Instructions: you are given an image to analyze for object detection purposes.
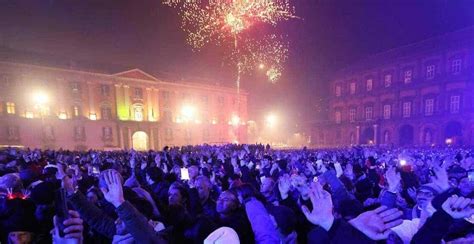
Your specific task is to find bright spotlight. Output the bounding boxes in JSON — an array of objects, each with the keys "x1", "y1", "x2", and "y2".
[
  {"x1": 33, "y1": 91, "x2": 48, "y2": 105},
  {"x1": 181, "y1": 105, "x2": 197, "y2": 121},
  {"x1": 259, "y1": 63, "x2": 265, "y2": 70},
  {"x1": 445, "y1": 138, "x2": 453, "y2": 145},
  {"x1": 399, "y1": 159, "x2": 407, "y2": 166},
  {"x1": 231, "y1": 115, "x2": 240, "y2": 126},
  {"x1": 265, "y1": 114, "x2": 278, "y2": 127}
]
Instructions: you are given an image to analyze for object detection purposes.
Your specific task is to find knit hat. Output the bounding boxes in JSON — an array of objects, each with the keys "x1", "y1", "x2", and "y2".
[
  {"x1": 30, "y1": 181, "x2": 56, "y2": 205},
  {"x1": 204, "y1": 227, "x2": 240, "y2": 244},
  {"x1": 0, "y1": 199, "x2": 38, "y2": 234}
]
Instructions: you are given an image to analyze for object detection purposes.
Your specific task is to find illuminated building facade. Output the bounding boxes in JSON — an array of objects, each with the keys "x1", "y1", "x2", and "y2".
[
  {"x1": 311, "y1": 27, "x2": 474, "y2": 147},
  {"x1": 0, "y1": 61, "x2": 247, "y2": 150}
]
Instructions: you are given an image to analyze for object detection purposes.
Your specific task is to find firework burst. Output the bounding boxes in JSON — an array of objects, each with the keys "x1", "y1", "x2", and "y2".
[{"x1": 163, "y1": 0, "x2": 298, "y2": 83}]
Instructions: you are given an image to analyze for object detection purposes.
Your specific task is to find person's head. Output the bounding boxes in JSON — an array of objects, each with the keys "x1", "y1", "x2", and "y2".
[
  {"x1": 195, "y1": 176, "x2": 212, "y2": 203},
  {"x1": 86, "y1": 187, "x2": 103, "y2": 205},
  {"x1": 216, "y1": 190, "x2": 239, "y2": 217},
  {"x1": 260, "y1": 177, "x2": 275, "y2": 198},
  {"x1": 8, "y1": 231, "x2": 33, "y2": 244},
  {"x1": 189, "y1": 165, "x2": 199, "y2": 180},
  {"x1": 145, "y1": 167, "x2": 164, "y2": 185},
  {"x1": 168, "y1": 182, "x2": 189, "y2": 207},
  {"x1": 416, "y1": 184, "x2": 438, "y2": 209}
]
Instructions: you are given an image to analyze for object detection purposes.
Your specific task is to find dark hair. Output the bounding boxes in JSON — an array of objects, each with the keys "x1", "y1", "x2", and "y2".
[{"x1": 146, "y1": 167, "x2": 164, "y2": 183}]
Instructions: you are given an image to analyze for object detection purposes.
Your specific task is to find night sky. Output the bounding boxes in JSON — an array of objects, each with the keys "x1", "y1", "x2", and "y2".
[{"x1": 1, "y1": 0, "x2": 474, "y2": 129}]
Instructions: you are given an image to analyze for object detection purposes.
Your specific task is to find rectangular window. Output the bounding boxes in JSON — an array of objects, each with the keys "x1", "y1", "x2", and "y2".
[
  {"x1": 450, "y1": 95, "x2": 460, "y2": 114},
  {"x1": 100, "y1": 84, "x2": 110, "y2": 96},
  {"x1": 335, "y1": 85, "x2": 341, "y2": 97},
  {"x1": 403, "y1": 102, "x2": 412, "y2": 118},
  {"x1": 218, "y1": 96, "x2": 225, "y2": 106},
  {"x1": 7, "y1": 126, "x2": 19, "y2": 141},
  {"x1": 335, "y1": 111, "x2": 341, "y2": 124},
  {"x1": 425, "y1": 99, "x2": 434, "y2": 116},
  {"x1": 74, "y1": 126, "x2": 85, "y2": 140},
  {"x1": 71, "y1": 82, "x2": 80, "y2": 92},
  {"x1": 6, "y1": 102, "x2": 15, "y2": 114},
  {"x1": 134, "y1": 106, "x2": 143, "y2": 121},
  {"x1": 73, "y1": 105, "x2": 81, "y2": 117},
  {"x1": 202, "y1": 96, "x2": 209, "y2": 107},
  {"x1": 383, "y1": 105, "x2": 391, "y2": 119},
  {"x1": 384, "y1": 74, "x2": 392, "y2": 87},
  {"x1": 366, "y1": 79, "x2": 373, "y2": 91},
  {"x1": 426, "y1": 65, "x2": 435, "y2": 79},
  {"x1": 102, "y1": 127, "x2": 113, "y2": 141},
  {"x1": 365, "y1": 107, "x2": 373, "y2": 121},
  {"x1": 350, "y1": 82, "x2": 356, "y2": 95},
  {"x1": 134, "y1": 88, "x2": 143, "y2": 99},
  {"x1": 452, "y1": 59, "x2": 462, "y2": 74},
  {"x1": 101, "y1": 107, "x2": 112, "y2": 120},
  {"x1": 404, "y1": 70, "x2": 412, "y2": 84},
  {"x1": 349, "y1": 108, "x2": 356, "y2": 122}
]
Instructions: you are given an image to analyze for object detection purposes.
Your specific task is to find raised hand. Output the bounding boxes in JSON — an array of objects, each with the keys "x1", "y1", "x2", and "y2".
[
  {"x1": 51, "y1": 210, "x2": 84, "y2": 243},
  {"x1": 349, "y1": 206, "x2": 403, "y2": 240},
  {"x1": 430, "y1": 164, "x2": 450, "y2": 192},
  {"x1": 301, "y1": 182, "x2": 334, "y2": 231},
  {"x1": 442, "y1": 195, "x2": 474, "y2": 219},
  {"x1": 100, "y1": 170, "x2": 125, "y2": 208},
  {"x1": 278, "y1": 174, "x2": 291, "y2": 200},
  {"x1": 407, "y1": 187, "x2": 417, "y2": 202},
  {"x1": 385, "y1": 167, "x2": 401, "y2": 193}
]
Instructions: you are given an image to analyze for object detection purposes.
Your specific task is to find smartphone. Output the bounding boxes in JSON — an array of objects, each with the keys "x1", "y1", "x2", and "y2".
[
  {"x1": 180, "y1": 168, "x2": 190, "y2": 180},
  {"x1": 92, "y1": 166, "x2": 100, "y2": 176},
  {"x1": 468, "y1": 170, "x2": 474, "y2": 182},
  {"x1": 55, "y1": 188, "x2": 69, "y2": 237}
]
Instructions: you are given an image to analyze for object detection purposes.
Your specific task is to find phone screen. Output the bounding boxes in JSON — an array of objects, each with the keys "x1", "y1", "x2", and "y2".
[{"x1": 180, "y1": 168, "x2": 190, "y2": 180}]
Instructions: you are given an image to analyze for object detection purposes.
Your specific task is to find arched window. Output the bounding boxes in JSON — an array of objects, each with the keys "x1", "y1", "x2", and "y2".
[{"x1": 133, "y1": 105, "x2": 144, "y2": 121}]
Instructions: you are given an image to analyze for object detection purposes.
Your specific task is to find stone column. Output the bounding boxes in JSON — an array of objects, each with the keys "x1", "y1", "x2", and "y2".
[
  {"x1": 128, "y1": 127, "x2": 132, "y2": 149},
  {"x1": 87, "y1": 81, "x2": 96, "y2": 118},
  {"x1": 373, "y1": 124, "x2": 379, "y2": 145},
  {"x1": 149, "y1": 128, "x2": 155, "y2": 150},
  {"x1": 356, "y1": 126, "x2": 360, "y2": 144},
  {"x1": 123, "y1": 85, "x2": 131, "y2": 119},
  {"x1": 115, "y1": 84, "x2": 125, "y2": 120},
  {"x1": 146, "y1": 88, "x2": 153, "y2": 121}
]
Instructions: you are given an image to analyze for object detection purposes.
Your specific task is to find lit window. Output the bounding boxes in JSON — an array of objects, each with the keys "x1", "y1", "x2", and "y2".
[
  {"x1": 25, "y1": 111, "x2": 34, "y2": 119},
  {"x1": 73, "y1": 106, "x2": 81, "y2": 117},
  {"x1": 134, "y1": 106, "x2": 144, "y2": 121},
  {"x1": 6, "y1": 102, "x2": 15, "y2": 114},
  {"x1": 366, "y1": 79, "x2": 373, "y2": 91},
  {"x1": 452, "y1": 59, "x2": 462, "y2": 74},
  {"x1": 384, "y1": 74, "x2": 392, "y2": 87},
  {"x1": 426, "y1": 65, "x2": 435, "y2": 79},
  {"x1": 404, "y1": 70, "x2": 412, "y2": 84},
  {"x1": 383, "y1": 105, "x2": 391, "y2": 119},
  {"x1": 335, "y1": 111, "x2": 341, "y2": 124},
  {"x1": 349, "y1": 108, "x2": 356, "y2": 122},
  {"x1": 365, "y1": 106, "x2": 373, "y2": 121},
  {"x1": 335, "y1": 85, "x2": 341, "y2": 97},
  {"x1": 424, "y1": 99, "x2": 434, "y2": 116},
  {"x1": 403, "y1": 102, "x2": 412, "y2": 118},
  {"x1": 450, "y1": 95, "x2": 460, "y2": 114},
  {"x1": 350, "y1": 82, "x2": 356, "y2": 94}
]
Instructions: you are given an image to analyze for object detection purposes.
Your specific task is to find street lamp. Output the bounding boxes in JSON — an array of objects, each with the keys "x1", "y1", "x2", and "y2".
[{"x1": 265, "y1": 113, "x2": 278, "y2": 128}]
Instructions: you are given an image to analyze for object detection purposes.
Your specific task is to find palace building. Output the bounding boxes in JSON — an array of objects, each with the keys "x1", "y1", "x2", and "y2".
[
  {"x1": 311, "y1": 27, "x2": 474, "y2": 147},
  {"x1": 0, "y1": 61, "x2": 248, "y2": 150}
]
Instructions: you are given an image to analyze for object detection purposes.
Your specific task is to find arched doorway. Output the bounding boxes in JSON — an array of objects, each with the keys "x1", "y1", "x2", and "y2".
[
  {"x1": 361, "y1": 127, "x2": 374, "y2": 144},
  {"x1": 132, "y1": 131, "x2": 149, "y2": 151},
  {"x1": 445, "y1": 121, "x2": 463, "y2": 144},
  {"x1": 399, "y1": 125, "x2": 414, "y2": 146}
]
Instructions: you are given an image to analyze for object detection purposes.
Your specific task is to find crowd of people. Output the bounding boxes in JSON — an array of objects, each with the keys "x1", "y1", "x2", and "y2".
[{"x1": 0, "y1": 144, "x2": 473, "y2": 244}]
